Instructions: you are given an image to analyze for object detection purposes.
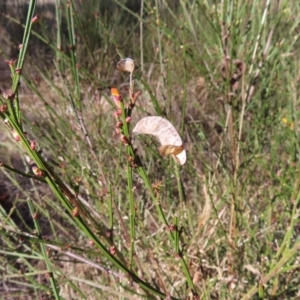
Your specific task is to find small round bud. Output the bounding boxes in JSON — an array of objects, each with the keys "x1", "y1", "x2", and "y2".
[
  {"x1": 116, "y1": 121, "x2": 123, "y2": 128},
  {"x1": 31, "y1": 15, "x2": 39, "y2": 23},
  {"x1": 120, "y1": 134, "x2": 130, "y2": 145},
  {"x1": 109, "y1": 246, "x2": 116, "y2": 255},
  {"x1": 12, "y1": 130, "x2": 21, "y2": 141},
  {"x1": 31, "y1": 165, "x2": 45, "y2": 177},
  {"x1": 0, "y1": 104, "x2": 8, "y2": 113},
  {"x1": 30, "y1": 140, "x2": 37, "y2": 150},
  {"x1": 113, "y1": 110, "x2": 122, "y2": 118},
  {"x1": 72, "y1": 207, "x2": 79, "y2": 217},
  {"x1": 3, "y1": 89, "x2": 15, "y2": 100}
]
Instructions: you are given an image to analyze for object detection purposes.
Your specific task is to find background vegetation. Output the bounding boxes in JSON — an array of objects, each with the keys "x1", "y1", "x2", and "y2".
[{"x1": 1, "y1": 0, "x2": 300, "y2": 299}]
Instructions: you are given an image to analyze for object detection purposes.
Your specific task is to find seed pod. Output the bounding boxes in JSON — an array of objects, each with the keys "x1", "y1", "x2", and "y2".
[
  {"x1": 117, "y1": 58, "x2": 134, "y2": 73},
  {"x1": 132, "y1": 116, "x2": 186, "y2": 165}
]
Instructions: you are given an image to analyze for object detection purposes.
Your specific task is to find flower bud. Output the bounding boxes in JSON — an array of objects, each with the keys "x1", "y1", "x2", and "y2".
[
  {"x1": 4, "y1": 59, "x2": 17, "y2": 67},
  {"x1": 3, "y1": 89, "x2": 15, "y2": 100},
  {"x1": 111, "y1": 88, "x2": 122, "y2": 108},
  {"x1": 12, "y1": 130, "x2": 21, "y2": 141},
  {"x1": 132, "y1": 91, "x2": 142, "y2": 103},
  {"x1": 109, "y1": 246, "x2": 116, "y2": 255},
  {"x1": 72, "y1": 207, "x2": 79, "y2": 217},
  {"x1": 0, "y1": 104, "x2": 8, "y2": 113},
  {"x1": 31, "y1": 164, "x2": 45, "y2": 177},
  {"x1": 120, "y1": 134, "x2": 130, "y2": 145},
  {"x1": 30, "y1": 140, "x2": 37, "y2": 150},
  {"x1": 116, "y1": 121, "x2": 123, "y2": 128},
  {"x1": 31, "y1": 15, "x2": 39, "y2": 23},
  {"x1": 113, "y1": 109, "x2": 122, "y2": 118}
]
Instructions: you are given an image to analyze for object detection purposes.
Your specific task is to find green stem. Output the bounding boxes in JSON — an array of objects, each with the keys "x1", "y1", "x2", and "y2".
[
  {"x1": 55, "y1": 0, "x2": 62, "y2": 65},
  {"x1": 27, "y1": 199, "x2": 60, "y2": 300},
  {"x1": 120, "y1": 101, "x2": 136, "y2": 269},
  {"x1": 66, "y1": 0, "x2": 81, "y2": 110}
]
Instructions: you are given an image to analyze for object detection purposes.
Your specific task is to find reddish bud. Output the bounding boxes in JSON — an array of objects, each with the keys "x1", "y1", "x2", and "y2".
[
  {"x1": 89, "y1": 240, "x2": 95, "y2": 246},
  {"x1": 19, "y1": 44, "x2": 23, "y2": 49},
  {"x1": 4, "y1": 59, "x2": 17, "y2": 67},
  {"x1": 169, "y1": 224, "x2": 177, "y2": 231},
  {"x1": 115, "y1": 128, "x2": 121, "y2": 135},
  {"x1": 132, "y1": 91, "x2": 142, "y2": 103},
  {"x1": 30, "y1": 140, "x2": 37, "y2": 150},
  {"x1": 116, "y1": 121, "x2": 123, "y2": 128},
  {"x1": 120, "y1": 134, "x2": 130, "y2": 145},
  {"x1": 33, "y1": 212, "x2": 38, "y2": 219},
  {"x1": 31, "y1": 15, "x2": 39, "y2": 23},
  {"x1": 3, "y1": 89, "x2": 15, "y2": 100},
  {"x1": 115, "y1": 99, "x2": 122, "y2": 108},
  {"x1": 15, "y1": 68, "x2": 22, "y2": 74},
  {"x1": 109, "y1": 246, "x2": 116, "y2": 255},
  {"x1": 32, "y1": 165, "x2": 45, "y2": 177},
  {"x1": 72, "y1": 206, "x2": 79, "y2": 217},
  {"x1": 12, "y1": 130, "x2": 21, "y2": 141},
  {"x1": 0, "y1": 104, "x2": 8, "y2": 113},
  {"x1": 113, "y1": 109, "x2": 122, "y2": 118},
  {"x1": 102, "y1": 189, "x2": 109, "y2": 196},
  {"x1": 125, "y1": 116, "x2": 132, "y2": 123}
]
